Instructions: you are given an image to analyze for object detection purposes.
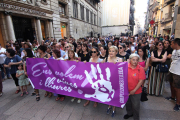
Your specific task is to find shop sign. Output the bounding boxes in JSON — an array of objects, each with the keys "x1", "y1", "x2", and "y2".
[
  {"x1": 62, "y1": 25, "x2": 66, "y2": 28},
  {"x1": 0, "y1": 3, "x2": 46, "y2": 16}
]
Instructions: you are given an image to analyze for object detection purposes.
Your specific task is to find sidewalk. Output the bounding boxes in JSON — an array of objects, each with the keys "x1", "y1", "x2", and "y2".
[{"x1": 0, "y1": 79, "x2": 179, "y2": 120}]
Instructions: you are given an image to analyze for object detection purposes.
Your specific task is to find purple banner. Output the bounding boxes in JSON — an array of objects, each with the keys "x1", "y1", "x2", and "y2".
[{"x1": 26, "y1": 58, "x2": 129, "y2": 108}]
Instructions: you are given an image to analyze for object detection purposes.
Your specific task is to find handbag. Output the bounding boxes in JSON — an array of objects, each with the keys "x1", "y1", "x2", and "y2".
[
  {"x1": 155, "y1": 63, "x2": 169, "y2": 73},
  {"x1": 141, "y1": 87, "x2": 148, "y2": 102}
]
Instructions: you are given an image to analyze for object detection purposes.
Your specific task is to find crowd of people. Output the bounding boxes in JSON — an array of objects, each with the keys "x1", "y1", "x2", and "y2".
[{"x1": 0, "y1": 35, "x2": 180, "y2": 120}]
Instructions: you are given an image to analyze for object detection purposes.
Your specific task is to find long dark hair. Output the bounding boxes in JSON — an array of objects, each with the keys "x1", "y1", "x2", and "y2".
[
  {"x1": 52, "y1": 49, "x2": 61, "y2": 58},
  {"x1": 25, "y1": 48, "x2": 34, "y2": 58},
  {"x1": 164, "y1": 40, "x2": 171, "y2": 51},
  {"x1": 155, "y1": 41, "x2": 163, "y2": 50},
  {"x1": 137, "y1": 46, "x2": 147, "y2": 61},
  {"x1": 68, "y1": 49, "x2": 76, "y2": 60},
  {"x1": 82, "y1": 43, "x2": 89, "y2": 52},
  {"x1": 91, "y1": 47, "x2": 100, "y2": 56}
]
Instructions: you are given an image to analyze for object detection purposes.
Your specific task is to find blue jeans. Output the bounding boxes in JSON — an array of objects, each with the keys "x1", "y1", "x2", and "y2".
[{"x1": 0, "y1": 64, "x2": 10, "y2": 79}]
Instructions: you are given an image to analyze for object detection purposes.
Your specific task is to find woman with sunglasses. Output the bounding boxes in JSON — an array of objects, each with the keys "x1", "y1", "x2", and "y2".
[
  {"x1": 83, "y1": 47, "x2": 103, "y2": 107},
  {"x1": 117, "y1": 43, "x2": 130, "y2": 62},
  {"x1": 148, "y1": 41, "x2": 167, "y2": 96}
]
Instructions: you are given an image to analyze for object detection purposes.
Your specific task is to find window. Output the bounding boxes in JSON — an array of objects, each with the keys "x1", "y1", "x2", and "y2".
[
  {"x1": 80, "y1": 4, "x2": 84, "y2": 20},
  {"x1": 42, "y1": 0, "x2": 47, "y2": 2},
  {"x1": 73, "y1": 1, "x2": 78, "y2": 18},
  {"x1": 86, "y1": 9, "x2": 89, "y2": 22},
  {"x1": 94, "y1": 14, "x2": 96, "y2": 25},
  {"x1": 59, "y1": 3, "x2": 66, "y2": 15},
  {"x1": 90, "y1": 12, "x2": 93, "y2": 24}
]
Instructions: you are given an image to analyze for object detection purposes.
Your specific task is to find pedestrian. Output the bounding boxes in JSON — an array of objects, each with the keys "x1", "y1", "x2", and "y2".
[
  {"x1": 0, "y1": 44, "x2": 11, "y2": 81},
  {"x1": 117, "y1": 43, "x2": 130, "y2": 62},
  {"x1": 148, "y1": 41, "x2": 167, "y2": 96},
  {"x1": 16, "y1": 64, "x2": 29, "y2": 97},
  {"x1": 166, "y1": 38, "x2": 180, "y2": 111},
  {"x1": 104, "y1": 46, "x2": 123, "y2": 117},
  {"x1": 83, "y1": 47, "x2": 103, "y2": 107},
  {"x1": 4, "y1": 49, "x2": 22, "y2": 94},
  {"x1": 124, "y1": 53, "x2": 145, "y2": 120}
]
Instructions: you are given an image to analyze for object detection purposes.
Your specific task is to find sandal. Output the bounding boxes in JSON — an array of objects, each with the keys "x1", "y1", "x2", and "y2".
[
  {"x1": 26, "y1": 91, "x2": 29, "y2": 95},
  {"x1": 15, "y1": 90, "x2": 20, "y2": 94},
  {"x1": 93, "y1": 102, "x2": 98, "y2": 108},
  {"x1": 83, "y1": 100, "x2": 90, "y2": 107},
  {"x1": 36, "y1": 94, "x2": 40, "y2": 101},
  {"x1": 55, "y1": 97, "x2": 60, "y2": 101},
  {"x1": 60, "y1": 97, "x2": 65, "y2": 102},
  {"x1": 48, "y1": 93, "x2": 52, "y2": 98},
  {"x1": 31, "y1": 92, "x2": 36, "y2": 96},
  {"x1": 20, "y1": 93, "x2": 24, "y2": 97},
  {"x1": 44, "y1": 92, "x2": 48, "y2": 97}
]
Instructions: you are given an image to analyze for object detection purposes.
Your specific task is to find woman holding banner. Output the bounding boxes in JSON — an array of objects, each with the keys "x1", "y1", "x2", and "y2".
[
  {"x1": 32, "y1": 45, "x2": 51, "y2": 101},
  {"x1": 83, "y1": 47, "x2": 103, "y2": 107},
  {"x1": 124, "y1": 53, "x2": 145, "y2": 120},
  {"x1": 51, "y1": 49, "x2": 66, "y2": 102},
  {"x1": 104, "y1": 46, "x2": 123, "y2": 117}
]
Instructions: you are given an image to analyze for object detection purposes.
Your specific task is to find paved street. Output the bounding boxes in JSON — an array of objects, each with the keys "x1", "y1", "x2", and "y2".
[{"x1": 0, "y1": 79, "x2": 180, "y2": 120}]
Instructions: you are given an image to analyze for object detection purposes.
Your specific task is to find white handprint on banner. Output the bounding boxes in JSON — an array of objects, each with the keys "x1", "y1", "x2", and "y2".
[{"x1": 84, "y1": 64, "x2": 115, "y2": 102}]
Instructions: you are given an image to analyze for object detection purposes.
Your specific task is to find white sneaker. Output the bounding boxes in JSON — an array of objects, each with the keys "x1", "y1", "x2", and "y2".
[
  {"x1": 71, "y1": 98, "x2": 75, "y2": 102},
  {"x1": 77, "y1": 99, "x2": 81, "y2": 103}
]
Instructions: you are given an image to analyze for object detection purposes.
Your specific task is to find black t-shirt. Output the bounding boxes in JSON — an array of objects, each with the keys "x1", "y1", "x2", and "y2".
[
  {"x1": 116, "y1": 53, "x2": 130, "y2": 61},
  {"x1": 152, "y1": 50, "x2": 166, "y2": 67},
  {"x1": 100, "y1": 55, "x2": 107, "y2": 59},
  {"x1": 126, "y1": 49, "x2": 131, "y2": 55},
  {"x1": 78, "y1": 51, "x2": 83, "y2": 57},
  {"x1": 165, "y1": 48, "x2": 173, "y2": 59},
  {"x1": 73, "y1": 42, "x2": 77, "y2": 52},
  {"x1": 80, "y1": 52, "x2": 90, "y2": 62}
]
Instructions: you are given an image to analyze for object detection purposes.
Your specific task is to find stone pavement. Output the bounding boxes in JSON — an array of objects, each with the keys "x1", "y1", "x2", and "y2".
[{"x1": 0, "y1": 79, "x2": 180, "y2": 120}]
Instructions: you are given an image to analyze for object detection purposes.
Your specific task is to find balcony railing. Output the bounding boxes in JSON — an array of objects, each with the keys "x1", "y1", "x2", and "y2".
[
  {"x1": 152, "y1": 1, "x2": 159, "y2": 11},
  {"x1": 165, "y1": 13, "x2": 172, "y2": 21},
  {"x1": 164, "y1": 0, "x2": 175, "y2": 4}
]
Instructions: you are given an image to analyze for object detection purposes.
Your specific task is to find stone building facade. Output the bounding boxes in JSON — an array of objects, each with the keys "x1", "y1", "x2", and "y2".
[
  {"x1": 144, "y1": 0, "x2": 176, "y2": 37},
  {"x1": 0, "y1": 0, "x2": 102, "y2": 47},
  {"x1": 63, "y1": 0, "x2": 102, "y2": 39}
]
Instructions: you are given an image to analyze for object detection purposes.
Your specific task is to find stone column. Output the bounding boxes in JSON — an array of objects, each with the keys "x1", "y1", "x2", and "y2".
[
  {"x1": 4, "y1": 12, "x2": 16, "y2": 42},
  {"x1": 36, "y1": 17, "x2": 43, "y2": 44},
  {"x1": 48, "y1": 19, "x2": 54, "y2": 38}
]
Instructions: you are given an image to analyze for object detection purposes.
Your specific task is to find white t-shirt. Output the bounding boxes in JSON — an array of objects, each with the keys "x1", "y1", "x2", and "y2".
[
  {"x1": 89, "y1": 58, "x2": 103, "y2": 63},
  {"x1": 169, "y1": 49, "x2": 180, "y2": 75},
  {"x1": 0, "y1": 48, "x2": 6, "y2": 64},
  {"x1": 57, "y1": 57, "x2": 64, "y2": 60}
]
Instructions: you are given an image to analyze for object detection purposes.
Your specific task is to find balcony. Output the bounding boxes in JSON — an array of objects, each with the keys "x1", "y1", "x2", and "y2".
[
  {"x1": 152, "y1": 1, "x2": 159, "y2": 12},
  {"x1": 164, "y1": 0, "x2": 175, "y2": 5},
  {"x1": 165, "y1": 13, "x2": 173, "y2": 21}
]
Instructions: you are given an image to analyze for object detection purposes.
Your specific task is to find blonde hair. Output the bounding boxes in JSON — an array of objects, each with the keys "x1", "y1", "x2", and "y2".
[
  {"x1": 109, "y1": 46, "x2": 118, "y2": 53},
  {"x1": 69, "y1": 43, "x2": 74, "y2": 50}
]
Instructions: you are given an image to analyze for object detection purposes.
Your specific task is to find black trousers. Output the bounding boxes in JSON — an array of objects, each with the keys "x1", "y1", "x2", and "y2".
[{"x1": 11, "y1": 73, "x2": 19, "y2": 86}]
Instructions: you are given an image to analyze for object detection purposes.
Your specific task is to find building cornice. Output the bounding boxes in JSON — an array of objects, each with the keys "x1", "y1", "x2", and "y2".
[{"x1": 0, "y1": 1, "x2": 53, "y2": 15}]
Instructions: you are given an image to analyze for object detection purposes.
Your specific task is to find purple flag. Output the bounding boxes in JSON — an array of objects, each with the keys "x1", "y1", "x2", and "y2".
[{"x1": 26, "y1": 58, "x2": 129, "y2": 108}]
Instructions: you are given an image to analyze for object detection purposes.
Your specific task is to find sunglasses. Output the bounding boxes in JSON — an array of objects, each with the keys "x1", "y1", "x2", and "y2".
[
  {"x1": 158, "y1": 44, "x2": 162, "y2": 46},
  {"x1": 118, "y1": 47, "x2": 123, "y2": 49},
  {"x1": 65, "y1": 46, "x2": 69, "y2": 48},
  {"x1": 91, "y1": 51, "x2": 97, "y2": 53}
]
